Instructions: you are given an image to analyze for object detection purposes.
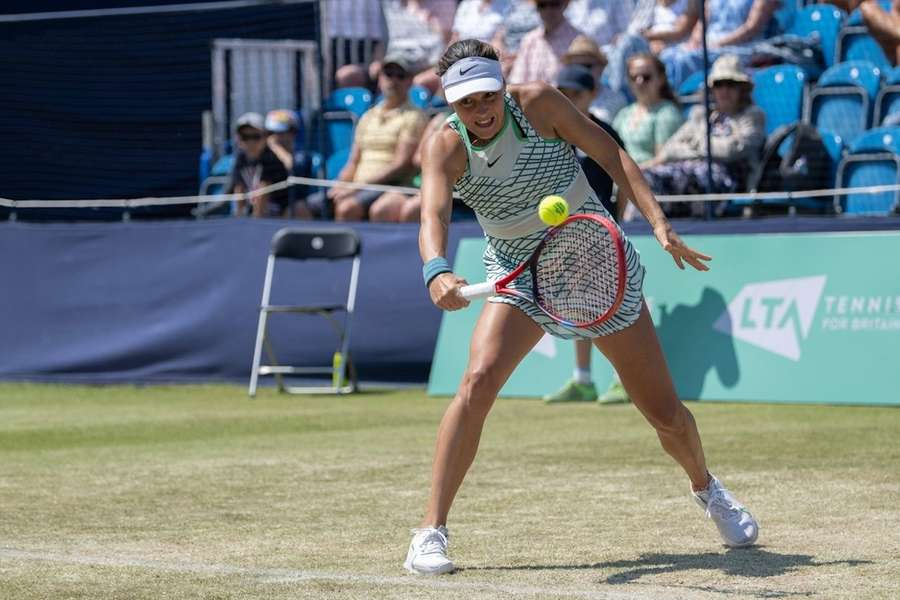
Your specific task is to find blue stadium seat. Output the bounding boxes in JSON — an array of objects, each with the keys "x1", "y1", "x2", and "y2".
[
  {"x1": 836, "y1": 3, "x2": 892, "y2": 71},
  {"x1": 790, "y1": 4, "x2": 846, "y2": 68},
  {"x1": 677, "y1": 71, "x2": 706, "y2": 118},
  {"x1": 835, "y1": 127, "x2": 900, "y2": 214},
  {"x1": 326, "y1": 147, "x2": 351, "y2": 181},
  {"x1": 874, "y1": 66, "x2": 900, "y2": 126},
  {"x1": 324, "y1": 87, "x2": 373, "y2": 118},
  {"x1": 408, "y1": 85, "x2": 432, "y2": 109},
  {"x1": 805, "y1": 60, "x2": 883, "y2": 145},
  {"x1": 753, "y1": 65, "x2": 807, "y2": 136}
]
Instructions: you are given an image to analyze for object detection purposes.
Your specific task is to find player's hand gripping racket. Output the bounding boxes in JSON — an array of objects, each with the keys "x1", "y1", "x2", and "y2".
[{"x1": 459, "y1": 214, "x2": 626, "y2": 328}]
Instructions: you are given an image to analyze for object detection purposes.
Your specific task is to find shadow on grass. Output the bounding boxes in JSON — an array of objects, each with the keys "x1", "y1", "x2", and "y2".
[{"x1": 464, "y1": 547, "x2": 871, "y2": 596}]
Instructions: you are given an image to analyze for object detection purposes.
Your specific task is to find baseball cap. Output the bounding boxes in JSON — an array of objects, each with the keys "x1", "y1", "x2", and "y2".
[
  {"x1": 556, "y1": 64, "x2": 597, "y2": 93},
  {"x1": 234, "y1": 112, "x2": 265, "y2": 133},
  {"x1": 440, "y1": 56, "x2": 503, "y2": 103},
  {"x1": 382, "y1": 52, "x2": 415, "y2": 75},
  {"x1": 265, "y1": 109, "x2": 299, "y2": 133}
]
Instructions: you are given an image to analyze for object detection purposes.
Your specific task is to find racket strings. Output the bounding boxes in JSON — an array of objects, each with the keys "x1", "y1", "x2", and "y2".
[{"x1": 534, "y1": 219, "x2": 622, "y2": 325}]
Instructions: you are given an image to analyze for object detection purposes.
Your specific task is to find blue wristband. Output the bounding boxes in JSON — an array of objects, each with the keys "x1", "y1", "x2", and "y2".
[{"x1": 423, "y1": 257, "x2": 452, "y2": 288}]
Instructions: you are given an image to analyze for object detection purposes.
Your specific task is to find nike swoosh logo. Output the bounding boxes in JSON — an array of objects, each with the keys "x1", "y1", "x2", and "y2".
[
  {"x1": 487, "y1": 154, "x2": 503, "y2": 168},
  {"x1": 459, "y1": 65, "x2": 476, "y2": 75}
]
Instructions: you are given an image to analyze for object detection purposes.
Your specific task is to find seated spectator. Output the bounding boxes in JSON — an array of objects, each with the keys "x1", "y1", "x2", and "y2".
[
  {"x1": 859, "y1": 0, "x2": 900, "y2": 66},
  {"x1": 329, "y1": 0, "x2": 387, "y2": 89},
  {"x1": 381, "y1": 0, "x2": 457, "y2": 94},
  {"x1": 508, "y1": 0, "x2": 580, "y2": 84},
  {"x1": 612, "y1": 53, "x2": 683, "y2": 165},
  {"x1": 264, "y1": 109, "x2": 314, "y2": 219},
  {"x1": 564, "y1": 0, "x2": 633, "y2": 51},
  {"x1": 226, "y1": 113, "x2": 290, "y2": 218},
  {"x1": 493, "y1": 0, "x2": 541, "y2": 76},
  {"x1": 641, "y1": 55, "x2": 766, "y2": 216},
  {"x1": 452, "y1": 0, "x2": 511, "y2": 44},
  {"x1": 660, "y1": 0, "x2": 778, "y2": 89},
  {"x1": 327, "y1": 54, "x2": 427, "y2": 221},
  {"x1": 561, "y1": 35, "x2": 626, "y2": 122},
  {"x1": 368, "y1": 108, "x2": 451, "y2": 222},
  {"x1": 604, "y1": 0, "x2": 700, "y2": 95},
  {"x1": 555, "y1": 64, "x2": 625, "y2": 217}
]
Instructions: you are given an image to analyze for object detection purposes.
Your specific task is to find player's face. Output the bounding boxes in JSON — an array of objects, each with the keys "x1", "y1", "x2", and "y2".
[{"x1": 453, "y1": 89, "x2": 505, "y2": 141}]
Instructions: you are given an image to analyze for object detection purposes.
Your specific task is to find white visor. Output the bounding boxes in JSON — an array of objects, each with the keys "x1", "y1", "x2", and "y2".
[{"x1": 441, "y1": 57, "x2": 504, "y2": 103}]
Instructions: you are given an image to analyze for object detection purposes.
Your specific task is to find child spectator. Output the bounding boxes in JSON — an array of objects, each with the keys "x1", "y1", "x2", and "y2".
[
  {"x1": 227, "y1": 113, "x2": 290, "y2": 218},
  {"x1": 264, "y1": 109, "x2": 315, "y2": 219}
]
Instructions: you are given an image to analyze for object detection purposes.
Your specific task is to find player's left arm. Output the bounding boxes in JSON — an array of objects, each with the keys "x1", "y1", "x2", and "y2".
[{"x1": 527, "y1": 83, "x2": 711, "y2": 272}]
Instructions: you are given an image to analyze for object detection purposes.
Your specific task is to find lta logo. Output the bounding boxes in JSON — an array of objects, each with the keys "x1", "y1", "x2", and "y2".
[{"x1": 714, "y1": 276, "x2": 827, "y2": 361}]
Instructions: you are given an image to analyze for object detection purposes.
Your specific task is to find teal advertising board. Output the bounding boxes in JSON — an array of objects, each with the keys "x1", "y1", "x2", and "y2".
[{"x1": 428, "y1": 232, "x2": 900, "y2": 405}]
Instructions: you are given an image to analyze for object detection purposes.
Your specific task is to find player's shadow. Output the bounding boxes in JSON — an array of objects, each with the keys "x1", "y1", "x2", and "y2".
[
  {"x1": 655, "y1": 287, "x2": 739, "y2": 400},
  {"x1": 465, "y1": 547, "x2": 871, "y2": 595}
]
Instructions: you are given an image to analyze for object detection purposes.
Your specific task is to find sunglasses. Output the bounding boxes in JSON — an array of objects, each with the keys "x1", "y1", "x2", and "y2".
[
  {"x1": 712, "y1": 80, "x2": 741, "y2": 89},
  {"x1": 629, "y1": 72, "x2": 656, "y2": 84},
  {"x1": 537, "y1": 1, "x2": 562, "y2": 9},
  {"x1": 382, "y1": 66, "x2": 410, "y2": 80},
  {"x1": 239, "y1": 132, "x2": 263, "y2": 142}
]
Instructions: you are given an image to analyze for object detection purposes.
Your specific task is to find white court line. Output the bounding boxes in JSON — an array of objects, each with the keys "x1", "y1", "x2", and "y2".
[{"x1": 0, "y1": 547, "x2": 641, "y2": 600}]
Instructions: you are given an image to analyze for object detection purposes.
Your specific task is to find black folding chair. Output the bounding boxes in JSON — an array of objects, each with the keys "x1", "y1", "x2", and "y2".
[{"x1": 248, "y1": 227, "x2": 361, "y2": 396}]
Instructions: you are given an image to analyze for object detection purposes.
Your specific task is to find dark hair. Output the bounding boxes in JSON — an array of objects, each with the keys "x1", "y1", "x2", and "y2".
[
  {"x1": 627, "y1": 53, "x2": 679, "y2": 107},
  {"x1": 436, "y1": 39, "x2": 500, "y2": 77}
]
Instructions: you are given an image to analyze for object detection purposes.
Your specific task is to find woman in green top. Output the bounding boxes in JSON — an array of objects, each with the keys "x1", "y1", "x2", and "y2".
[{"x1": 613, "y1": 53, "x2": 684, "y2": 166}]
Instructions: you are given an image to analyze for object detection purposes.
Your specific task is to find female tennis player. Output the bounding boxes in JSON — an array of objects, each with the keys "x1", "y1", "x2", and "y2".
[{"x1": 407, "y1": 40, "x2": 758, "y2": 575}]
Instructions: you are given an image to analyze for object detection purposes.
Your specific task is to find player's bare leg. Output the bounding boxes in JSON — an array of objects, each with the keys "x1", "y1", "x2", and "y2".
[
  {"x1": 592, "y1": 301, "x2": 758, "y2": 546},
  {"x1": 591, "y1": 302, "x2": 708, "y2": 487},
  {"x1": 424, "y1": 302, "x2": 544, "y2": 526}
]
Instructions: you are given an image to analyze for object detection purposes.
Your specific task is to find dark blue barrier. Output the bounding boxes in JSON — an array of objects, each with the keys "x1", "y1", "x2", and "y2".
[{"x1": 2, "y1": 216, "x2": 899, "y2": 385}]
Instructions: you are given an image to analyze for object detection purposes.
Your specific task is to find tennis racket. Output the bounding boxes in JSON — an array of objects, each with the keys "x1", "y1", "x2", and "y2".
[{"x1": 459, "y1": 214, "x2": 626, "y2": 328}]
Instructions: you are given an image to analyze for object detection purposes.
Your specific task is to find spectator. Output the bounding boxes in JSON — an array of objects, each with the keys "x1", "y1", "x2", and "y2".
[
  {"x1": 452, "y1": 0, "x2": 511, "y2": 44},
  {"x1": 493, "y1": 0, "x2": 542, "y2": 76},
  {"x1": 642, "y1": 54, "x2": 766, "y2": 216},
  {"x1": 508, "y1": 0, "x2": 580, "y2": 84},
  {"x1": 612, "y1": 53, "x2": 683, "y2": 165},
  {"x1": 544, "y1": 63, "x2": 631, "y2": 405},
  {"x1": 604, "y1": 0, "x2": 700, "y2": 95},
  {"x1": 561, "y1": 34, "x2": 627, "y2": 122},
  {"x1": 264, "y1": 109, "x2": 315, "y2": 219},
  {"x1": 327, "y1": 0, "x2": 387, "y2": 89},
  {"x1": 368, "y1": 109, "x2": 451, "y2": 222},
  {"x1": 226, "y1": 112, "x2": 290, "y2": 218},
  {"x1": 382, "y1": 0, "x2": 457, "y2": 94},
  {"x1": 564, "y1": 0, "x2": 633, "y2": 50},
  {"x1": 328, "y1": 54, "x2": 427, "y2": 221},
  {"x1": 859, "y1": 0, "x2": 900, "y2": 66},
  {"x1": 660, "y1": 0, "x2": 779, "y2": 89}
]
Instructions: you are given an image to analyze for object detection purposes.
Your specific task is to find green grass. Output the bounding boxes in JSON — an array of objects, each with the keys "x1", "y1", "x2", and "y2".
[{"x1": 1, "y1": 383, "x2": 898, "y2": 599}]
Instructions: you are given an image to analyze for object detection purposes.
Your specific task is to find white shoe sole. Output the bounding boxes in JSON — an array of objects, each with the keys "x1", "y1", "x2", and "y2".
[{"x1": 403, "y1": 559, "x2": 455, "y2": 575}]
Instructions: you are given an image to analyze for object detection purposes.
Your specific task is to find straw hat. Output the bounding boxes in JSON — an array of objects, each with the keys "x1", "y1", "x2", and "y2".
[
  {"x1": 707, "y1": 54, "x2": 752, "y2": 87},
  {"x1": 562, "y1": 35, "x2": 608, "y2": 69}
]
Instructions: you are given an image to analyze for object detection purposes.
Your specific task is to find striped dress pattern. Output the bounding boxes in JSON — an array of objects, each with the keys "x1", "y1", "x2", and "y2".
[{"x1": 447, "y1": 93, "x2": 645, "y2": 339}]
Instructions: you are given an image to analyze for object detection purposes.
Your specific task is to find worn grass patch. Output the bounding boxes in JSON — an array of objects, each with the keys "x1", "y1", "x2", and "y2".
[{"x1": 0, "y1": 383, "x2": 897, "y2": 599}]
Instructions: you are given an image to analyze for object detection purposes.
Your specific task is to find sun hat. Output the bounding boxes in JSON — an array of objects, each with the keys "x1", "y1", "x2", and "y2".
[
  {"x1": 708, "y1": 54, "x2": 752, "y2": 87},
  {"x1": 562, "y1": 35, "x2": 608, "y2": 69}
]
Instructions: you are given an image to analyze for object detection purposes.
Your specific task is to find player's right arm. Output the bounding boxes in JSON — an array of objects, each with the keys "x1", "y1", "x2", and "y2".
[{"x1": 419, "y1": 126, "x2": 470, "y2": 311}]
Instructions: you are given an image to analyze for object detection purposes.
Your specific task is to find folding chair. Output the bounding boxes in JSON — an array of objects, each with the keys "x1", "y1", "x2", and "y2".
[{"x1": 248, "y1": 227, "x2": 362, "y2": 396}]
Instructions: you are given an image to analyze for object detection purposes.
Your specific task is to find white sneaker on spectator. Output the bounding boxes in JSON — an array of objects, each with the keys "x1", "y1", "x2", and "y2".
[
  {"x1": 404, "y1": 526, "x2": 454, "y2": 575},
  {"x1": 693, "y1": 474, "x2": 759, "y2": 548}
]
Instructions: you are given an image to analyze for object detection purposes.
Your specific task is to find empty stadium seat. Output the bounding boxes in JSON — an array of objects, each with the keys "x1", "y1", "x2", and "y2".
[
  {"x1": 790, "y1": 4, "x2": 846, "y2": 68},
  {"x1": 326, "y1": 147, "x2": 351, "y2": 181},
  {"x1": 835, "y1": 126, "x2": 900, "y2": 214},
  {"x1": 805, "y1": 60, "x2": 882, "y2": 145},
  {"x1": 753, "y1": 64, "x2": 807, "y2": 136},
  {"x1": 874, "y1": 66, "x2": 900, "y2": 126},
  {"x1": 836, "y1": 3, "x2": 892, "y2": 71},
  {"x1": 408, "y1": 85, "x2": 432, "y2": 109}
]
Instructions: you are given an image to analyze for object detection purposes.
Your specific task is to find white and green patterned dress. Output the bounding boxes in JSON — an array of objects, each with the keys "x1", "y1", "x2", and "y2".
[{"x1": 447, "y1": 93, "x2": 645, "y2": 339}]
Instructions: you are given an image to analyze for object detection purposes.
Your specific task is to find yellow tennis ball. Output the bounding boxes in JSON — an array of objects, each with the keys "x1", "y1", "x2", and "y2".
[{"x1": 538, "y1": 195, "x2": 569, "y2": 226}]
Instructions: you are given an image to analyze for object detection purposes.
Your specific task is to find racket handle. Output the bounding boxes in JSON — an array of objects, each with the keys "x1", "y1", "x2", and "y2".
[{"x1": 459, "y1": 281, "x2": 496, "y2": 300}]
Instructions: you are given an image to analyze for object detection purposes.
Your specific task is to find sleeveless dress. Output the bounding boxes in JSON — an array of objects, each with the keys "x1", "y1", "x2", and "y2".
[{"x1": 446, "y1": 93, "x2": 646, "y2": 340}]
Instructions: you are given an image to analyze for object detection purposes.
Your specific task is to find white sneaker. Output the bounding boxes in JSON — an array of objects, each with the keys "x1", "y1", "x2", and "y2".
[
  {"x1": 693, "y1": 474, "x2": 759, "y2": 548},
  {"x1": 404, "y1": 526, "x2": 454, "y2": 575}
]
